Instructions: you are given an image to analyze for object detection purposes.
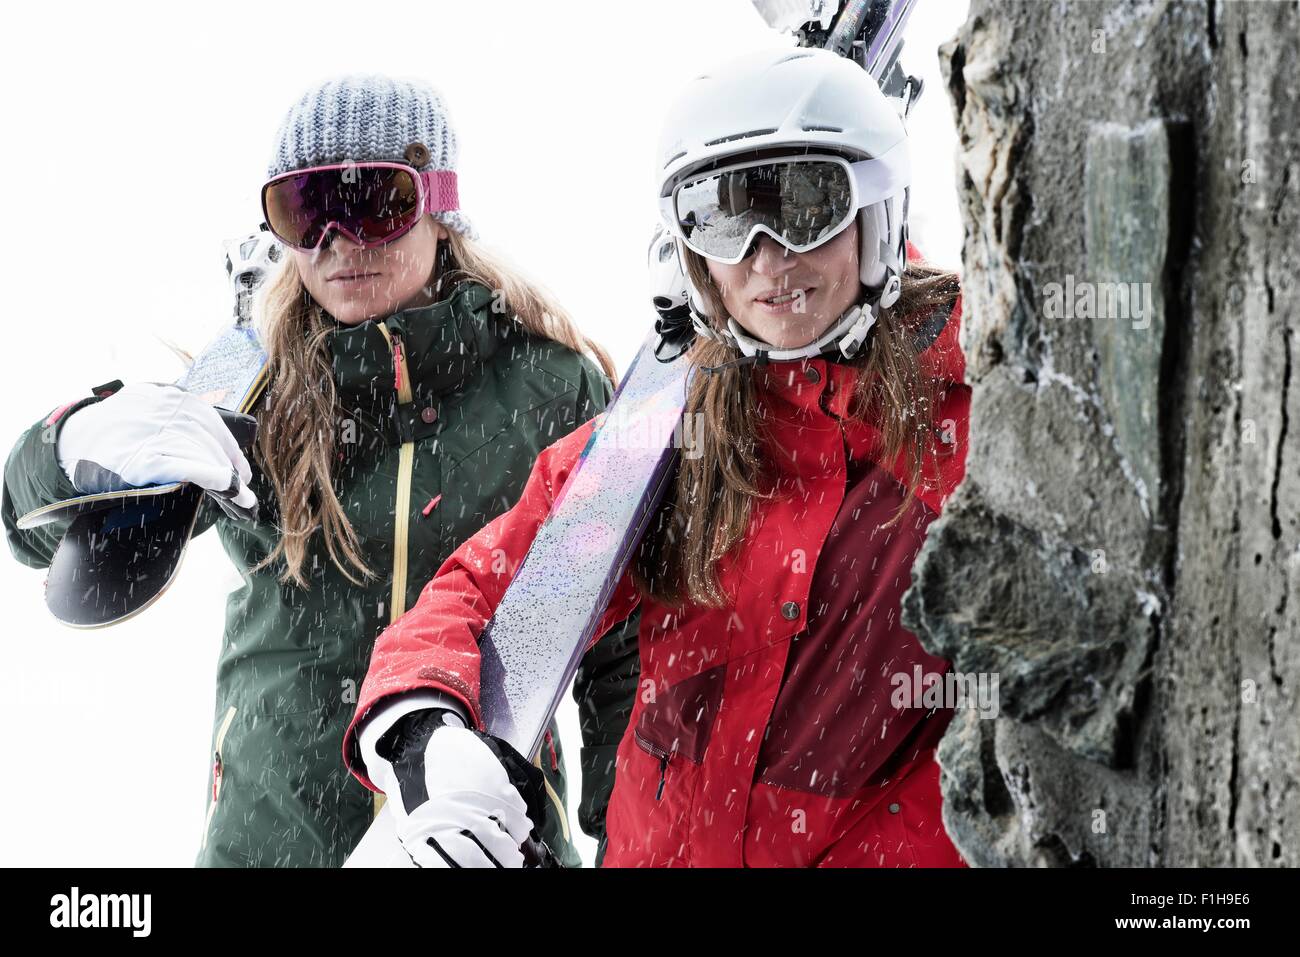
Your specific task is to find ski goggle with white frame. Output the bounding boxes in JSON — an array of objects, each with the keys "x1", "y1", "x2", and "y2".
[{"x1": 661, "y1": 149, "x2": 909, "y2": 264}]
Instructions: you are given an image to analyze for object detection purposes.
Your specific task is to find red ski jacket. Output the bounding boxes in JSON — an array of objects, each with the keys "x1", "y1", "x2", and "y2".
[{"x1": 345, "y1": 290, "x2": 971, "y2": 868}]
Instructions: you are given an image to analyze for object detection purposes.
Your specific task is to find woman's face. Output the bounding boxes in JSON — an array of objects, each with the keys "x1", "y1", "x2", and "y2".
[
  {"x1": 291, "y1": 214, "x2": 449, "y2": 326},
  {"x1": 705, "y1": 220, "x2": 861, "y2": 350}
]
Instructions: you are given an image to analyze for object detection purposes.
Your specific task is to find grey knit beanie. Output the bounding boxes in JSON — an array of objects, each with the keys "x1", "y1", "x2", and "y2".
[{"x1": 265, "y1": 73, "x2": 476, "y2": 240}]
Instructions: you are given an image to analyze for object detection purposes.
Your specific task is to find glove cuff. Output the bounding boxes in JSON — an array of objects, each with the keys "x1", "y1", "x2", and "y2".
[{"x1": 379, "y1": 707, "x2": 466, "y2": 814}]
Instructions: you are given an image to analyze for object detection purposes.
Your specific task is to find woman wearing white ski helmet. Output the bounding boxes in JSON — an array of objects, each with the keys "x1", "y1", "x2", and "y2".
[
  {"x1": 658, "y1": 45, "x2": 917, "y2": 364},
  {"x1": 345, "y1": 47, "x2": 971, "y2": 867}
]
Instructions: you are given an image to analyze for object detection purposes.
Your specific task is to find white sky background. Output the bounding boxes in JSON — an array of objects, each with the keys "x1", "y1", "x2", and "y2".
[{"x1": 0, "y1": 0, "x2": 969, "y2": 866}]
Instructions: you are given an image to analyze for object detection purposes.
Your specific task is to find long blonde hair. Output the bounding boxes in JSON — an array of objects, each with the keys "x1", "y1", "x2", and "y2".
[
  {"x1": 247, "y1": 228, "x2": 616, "y2": 589},
  {"x1": 629, "y1": 249, "x2": 960, "y2": 609}
]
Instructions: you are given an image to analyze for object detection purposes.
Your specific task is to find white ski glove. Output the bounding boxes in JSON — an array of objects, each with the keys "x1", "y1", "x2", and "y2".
[
  {"x1": 55, "y1": 381, "x2": 257, "y2": 519},
  {"x1": 357, "y1": 692, "x2": 545, "y2": 868}
]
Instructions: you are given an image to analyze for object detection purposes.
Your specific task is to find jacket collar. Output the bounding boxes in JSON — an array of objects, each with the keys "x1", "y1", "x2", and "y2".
[
  {"x1": 751, "y1": 295, "x2": 965, "y2": 473},
  {"x1": 323, "y1": 280, "x2": 502, "y2": 443},
  {"x1": 753, "y1": 297, "x2": 964, "y2": 416}
]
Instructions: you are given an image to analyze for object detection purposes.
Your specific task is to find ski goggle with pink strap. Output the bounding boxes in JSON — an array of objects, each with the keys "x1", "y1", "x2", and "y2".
[{"x1": 260, "y1": 161, "x2": 460, "y2": 251}]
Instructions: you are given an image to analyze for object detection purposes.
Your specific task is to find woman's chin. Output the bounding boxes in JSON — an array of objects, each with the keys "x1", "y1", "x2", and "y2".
[
  {"x1": 317, "y1": 294, "x2": 388, "y2": 326},
  {"x1": 733, "y1": 315, "x2": 829, "y2": 352},
  {"x1": 323, "y1": 307, "x2": 369, "y2": 326}
]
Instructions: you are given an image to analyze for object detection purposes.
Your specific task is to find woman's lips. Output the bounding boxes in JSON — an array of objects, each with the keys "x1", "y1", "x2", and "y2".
[
  {"x1": 329, "y1": 272, "x2": 380, "y2": 287},
  {"x1": 754, "y1": 287, "x2": 815, "y2": 315}
]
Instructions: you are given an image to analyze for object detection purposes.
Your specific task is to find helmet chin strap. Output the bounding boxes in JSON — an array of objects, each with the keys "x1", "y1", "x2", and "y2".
[
  {"x1": 726, "y1": 301, "x2": 875, "y2": 360},
  {"x1": 701, "y1": 298, "x2": 878, "y2": 375}
]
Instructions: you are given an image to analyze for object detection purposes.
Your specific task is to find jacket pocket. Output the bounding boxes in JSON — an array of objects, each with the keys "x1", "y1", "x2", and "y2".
[
  {"x1": 201, "y1": 705, "x2": 238, "y2": 851},
  {"x1": 632, "y1": 727, "x2": 678, "y2": 802},
  {"x1": 631, "y1": 662, "x2": 725, "y2": 802},
  {"x1": 813, "y1": 750, "x2": 966, "y2": 868},
  {"x1": 604, "y1": 665, "x2": 726, "y2": 866},
  {"x1": 887, "y1": 752, "x2": 967, "y2": 868},
  {"x1": 605, "y1": 717, "x2": 704, "y2": 867},
  {"x1": 634, "y1": 664, "x2": 724, "y2": 765}
]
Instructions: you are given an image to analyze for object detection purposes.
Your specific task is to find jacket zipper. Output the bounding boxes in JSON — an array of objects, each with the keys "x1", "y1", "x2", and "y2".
[
  {"x1": 633, "y1": 729, "x2": 672, "y2": 801},
  {"x1": 375, "y1": 325, "x2": 416, "y2": 822},
  {"x1": 201, "y1": 705, "x2": 238, "y2": 850},
  {"x1": 376, "y1": 325, "x2": 416, "y2": 622}
]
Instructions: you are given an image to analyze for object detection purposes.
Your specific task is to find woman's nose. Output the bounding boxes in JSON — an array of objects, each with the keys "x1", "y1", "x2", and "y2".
[
  {"x1": 749, "y1": 234, "x2": 797, "y2": 276},
  {"x1": 319, "y1": 226, "x2": 361, "y2": 254}
]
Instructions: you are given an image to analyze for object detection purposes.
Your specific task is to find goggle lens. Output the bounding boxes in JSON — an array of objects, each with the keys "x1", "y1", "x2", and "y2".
[
  {"x1": 262, "y1": 165, "x2": 422, "y2": 250},
  {"x1": 674, "y1": 159, "x2": 856, "y2": 261}
]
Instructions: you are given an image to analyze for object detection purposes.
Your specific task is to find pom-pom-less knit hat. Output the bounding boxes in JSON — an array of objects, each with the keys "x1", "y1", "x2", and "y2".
[{"x1": 265, "y1": 73, "x2": 476, "y2": 240}]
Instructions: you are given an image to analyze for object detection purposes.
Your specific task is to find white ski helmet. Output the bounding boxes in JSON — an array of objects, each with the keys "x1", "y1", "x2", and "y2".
[{"x1": 656, "y1": 45, "x2": 911, "y2": 362}]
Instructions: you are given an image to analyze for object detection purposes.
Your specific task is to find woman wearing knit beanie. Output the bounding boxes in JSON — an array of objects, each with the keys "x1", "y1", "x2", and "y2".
[{"x1": 1, "y1": 74, "x2": 640, "y2": 867}]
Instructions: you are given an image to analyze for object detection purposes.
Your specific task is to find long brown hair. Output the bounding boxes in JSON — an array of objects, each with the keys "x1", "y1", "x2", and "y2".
[
  {"x1": 629, "y1": 248, "x2": 960, "y2": 609},
  {"x1": 247, "y1": 228, "x2": 617, "y2": 589}
]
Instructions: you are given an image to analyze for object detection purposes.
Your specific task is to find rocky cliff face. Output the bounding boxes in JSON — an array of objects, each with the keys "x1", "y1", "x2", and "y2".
[{"x1": 904, "y1": 0, "x2": 1298, "y2": 866}]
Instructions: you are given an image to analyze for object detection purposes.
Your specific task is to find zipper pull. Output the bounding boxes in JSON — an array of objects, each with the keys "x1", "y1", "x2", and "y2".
[
  {"x1": 391, "y1": 336, "x2": 404, "y2": 394},
  {"x1": 212, "y1": 751, "x2": 223, "y2": 802},
  {"x1": 544, "y1": 729, "x2": 559, "y2": 771},
  {"x1": 655, "y1": 756, "x2": 668, "y2": 801}
]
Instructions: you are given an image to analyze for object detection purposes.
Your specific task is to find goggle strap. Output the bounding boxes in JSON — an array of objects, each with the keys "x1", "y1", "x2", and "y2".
[
  {"x1": 847, "y1": 142, "x2": 911, "y2": 208},
  {"x1": 877, "y1": 237, "x2": 902, "y2": 275},
  {"x1": 420, "y1": 170, "x2": 460, "y2": 213}
]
